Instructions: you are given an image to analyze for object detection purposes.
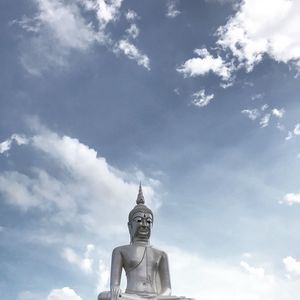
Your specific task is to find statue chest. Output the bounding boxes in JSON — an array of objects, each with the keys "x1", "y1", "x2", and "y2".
[{"x1": 122, "y1": 246, "x2": 160, "y2": 274}]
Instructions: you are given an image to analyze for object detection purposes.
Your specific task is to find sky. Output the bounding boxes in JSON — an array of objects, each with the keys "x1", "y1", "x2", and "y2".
[{"x1": 1, "y1": 0, "x2": 300, "y2": 299}]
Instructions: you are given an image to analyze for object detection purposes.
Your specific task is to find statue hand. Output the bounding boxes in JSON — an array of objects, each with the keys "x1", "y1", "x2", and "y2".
[{"x1": 111, "y1": 287, "x2": 122, "y2": 300}]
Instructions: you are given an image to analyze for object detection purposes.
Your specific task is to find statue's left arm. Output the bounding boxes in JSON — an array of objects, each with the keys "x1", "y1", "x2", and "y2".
[
  {"x1": 110, "y1": 247, "x2": 123, "y2": 300},
  {"x1": 158, "y1": 251, "x2": 172, "y2": 296}
]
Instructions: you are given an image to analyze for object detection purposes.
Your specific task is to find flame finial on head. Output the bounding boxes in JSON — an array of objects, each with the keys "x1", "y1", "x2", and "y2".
[
  {"x1": 128, "y1": 183, "x2": 153, "y2": 223},
  {"x1": 136, "y1": 182, "x2": 145, "y2": 205}
]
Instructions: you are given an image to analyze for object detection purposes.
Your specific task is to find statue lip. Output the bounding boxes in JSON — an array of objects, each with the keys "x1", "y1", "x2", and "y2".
[{"x1": 138, "y1": 228, "x2": 149, "y2": 234}]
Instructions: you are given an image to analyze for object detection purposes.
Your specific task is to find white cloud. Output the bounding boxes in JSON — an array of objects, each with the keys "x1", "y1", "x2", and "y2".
[
  {"x1": 217, "y1": 0, "x2": 300, "y2": 72},
  {"x1": 285, "y1": 123, "x2": 300, "y2": 140},
  {"x1": 220, "y1": 81, "x2": 233, "y2": 89},
  {"x1": 240, "y1": 260, "x2": 265, "y2": 279},
  {"x1": 0, "y1": 125, "x2": 160, "y2": 237},
  {"x1": 242, "y1": 252, "x2": 253, "y2": 259},
  {"x1": 0, "y1": 134, "x2": 28, "y2": 154},
  {"x1": 285, "y1": 131, "x2": 293, "y2": 140},
  {"x1": 96, "y1": 260, "x2": 110, "y2": 292},
  {"x1": 0, "y1": 171, "x2": 54, "y2": 210},
  {"x1": 37, "y1": 0, "x2": 99, "y2": 49},
  {"x1": 162, "y1": 245, "x2": 300, "y2": 300},
  {"x1": 166, "y1": 0, "x2": 181, "y2": 18},
  {"x1": 293, "y1": 124, "x2": 300, "y2": 135},
  {"x1": 276, "y1": 123, "x2": 285, "y2": 131},
  {"x1": 251, "y1": 93, "x2": 264, "y2": 101},
  {"x1": 62, "y1": 244, "x2": 95, "y2": 273},
  {"x1": 177, "y1": 48, "x2": 231, "y2": 80},
  {"x1": 125, "y1": 24, "x2": 139, "y2": 39},
  {"x1": 17, "y1": 291, "x2": 42, "y2": 300},
  {"x1": 173, "y1": 88, "x2": 180, "y2": 95},
  {"x1": 281, "y1": 193, "x2": 300, "y2": 205},
  {"x1": 17, "y1": 0, "x2": 100, "y2": 75},
  {"x1": 283, "y1": 256, "x2": 300, "y2": 275},
  {"x1": 116, "y1": 39, "x2": 150, "y2": 70},
  {"x1": 241, "y1": 109, "x2": 260, "y2": 120},
  {"x1": 125, "y1": 9, "x2": 138, "y2": 21},
  {"x1": 179, "y1": 0, "x2": 300, "y2": 83},
  {"x1": 191, "y1": 89, "x2": 214, "y2": 107},
  {"x1": 259, "y1": 113, "x2": 271, "y2": 128},
  {"x1": 81, "y1": 0, "x2": 123, "y2": 29},
  {"x1": 47, "y1": 287, "x2": 83, "y2": 300},
  {"x1": 13, "y1": 0, "x2": 150, "y2": 74},
  {"x1": 272, "y1": 108, "x2": 285, "y2": 118},
  {"x1": 242, "y1": 105, "x2": 286, "y2": 132}
]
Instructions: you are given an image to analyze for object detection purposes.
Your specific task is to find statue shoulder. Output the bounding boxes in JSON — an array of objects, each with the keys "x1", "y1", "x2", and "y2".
[
  {"x1": 150, "y1": 246, "x2": 168, "y2": 258},
  {"x1": 112, "y1": 244, "x2": 131, "y2": 254}
]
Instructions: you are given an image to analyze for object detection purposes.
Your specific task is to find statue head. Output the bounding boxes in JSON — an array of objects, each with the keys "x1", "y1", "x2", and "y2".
[{"x1": 128, "y1": 184, "x2": 153, "y2": 243}]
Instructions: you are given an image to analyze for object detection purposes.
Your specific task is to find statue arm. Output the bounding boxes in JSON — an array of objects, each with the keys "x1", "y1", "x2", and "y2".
[
  {"x1": 158, "y1": 252, "x2": 172, "y2": 296},
  {"x1": 110, "y1": 247, "x2": 123, "y2": 300}
]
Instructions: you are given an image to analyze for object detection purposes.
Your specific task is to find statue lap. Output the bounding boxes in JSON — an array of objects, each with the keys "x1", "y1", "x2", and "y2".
[{"x1": 99, "y1": 293, "x2": 192, "y2": 300}]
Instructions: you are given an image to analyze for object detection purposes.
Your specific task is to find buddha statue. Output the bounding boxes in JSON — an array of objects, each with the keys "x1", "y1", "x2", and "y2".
[{"x1": 98, "y1": 184, "x2": 193, "y2": 300}]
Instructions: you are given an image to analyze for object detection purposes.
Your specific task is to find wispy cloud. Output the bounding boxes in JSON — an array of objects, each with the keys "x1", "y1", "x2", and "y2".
[
  {"x1": 11, "y1": 0, "x2": 150, "y2": 75},
  {"x1": 259, "y1": 113, "x2": 271, "y2": 128},
  {"x1": 241, "y1": 104, "x2": 285, "y2": 131},
  {"x1": 115, "y1": 39, "x2": 150, "y2": 70},
  {"x1": 125, "y1": 9, "x2": 139, "y2": 21},
  {"x1": 284, "y1": 123, "x2": 300, "y2": 140},
  {"x1": 125, "y1": 23, "x2": 139, "y2": 39},
  {"x1": 294, "y1": 124, "x2": 300, "y2": 135},
  {"x1": 0, "y1": 134, "x2": 28, "y2": 154},
  {"x1": 166, "y1": 0, "x2": 181, "y2": 18},
  {"x1": 251, "y1": 93, "x2": 264, "y2": 101},
  {"x1": 241, "y1": 109, "x2": 260, "y2": 121},
  {"x1": 15, "y1": 0, "x2": 100, "y2": 75},
  {"x1": 191, "y1": 89, "x2": 214, "y2": 107},
  {"x1": 62, "y1": 244, "x2": 95, "y2": 274}
]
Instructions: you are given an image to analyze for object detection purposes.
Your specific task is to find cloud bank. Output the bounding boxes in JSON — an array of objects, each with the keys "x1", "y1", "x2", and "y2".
[{"x1": 0, "y1": 123, "x2": 160, "y2": 238}]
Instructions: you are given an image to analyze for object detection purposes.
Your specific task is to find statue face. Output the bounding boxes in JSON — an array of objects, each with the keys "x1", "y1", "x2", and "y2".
[{"x1": 129, "y1": 211, "x2": 153, "y2": 242}]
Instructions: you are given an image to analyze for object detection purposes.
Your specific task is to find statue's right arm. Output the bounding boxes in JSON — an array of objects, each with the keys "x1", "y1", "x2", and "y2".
[{"x1": 110, "y1": 247, "x2": 123, "y2": 300}]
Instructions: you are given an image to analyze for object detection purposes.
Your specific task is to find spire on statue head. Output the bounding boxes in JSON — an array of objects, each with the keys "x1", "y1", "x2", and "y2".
[
  {"x1": 136, "y1": 182, "x2": 145, "y2": 205},
  {"x1": 128, "y1": 182, "x2": 153, "y2": 223}
]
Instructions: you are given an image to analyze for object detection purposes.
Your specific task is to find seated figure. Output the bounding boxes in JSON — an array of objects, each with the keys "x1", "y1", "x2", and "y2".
[{"x1": 98, "y1": 185, "x2": 192, "y2": 300}]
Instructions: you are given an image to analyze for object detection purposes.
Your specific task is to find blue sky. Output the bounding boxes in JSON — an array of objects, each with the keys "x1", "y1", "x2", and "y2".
[{"x1": 1, "y1": 0, "x2": 300, "y2": 299}]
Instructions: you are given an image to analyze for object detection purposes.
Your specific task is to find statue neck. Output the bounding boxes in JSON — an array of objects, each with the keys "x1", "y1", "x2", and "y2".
[{"x1": 132, "y1": 238, "x2": 150, "y2": 246}]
